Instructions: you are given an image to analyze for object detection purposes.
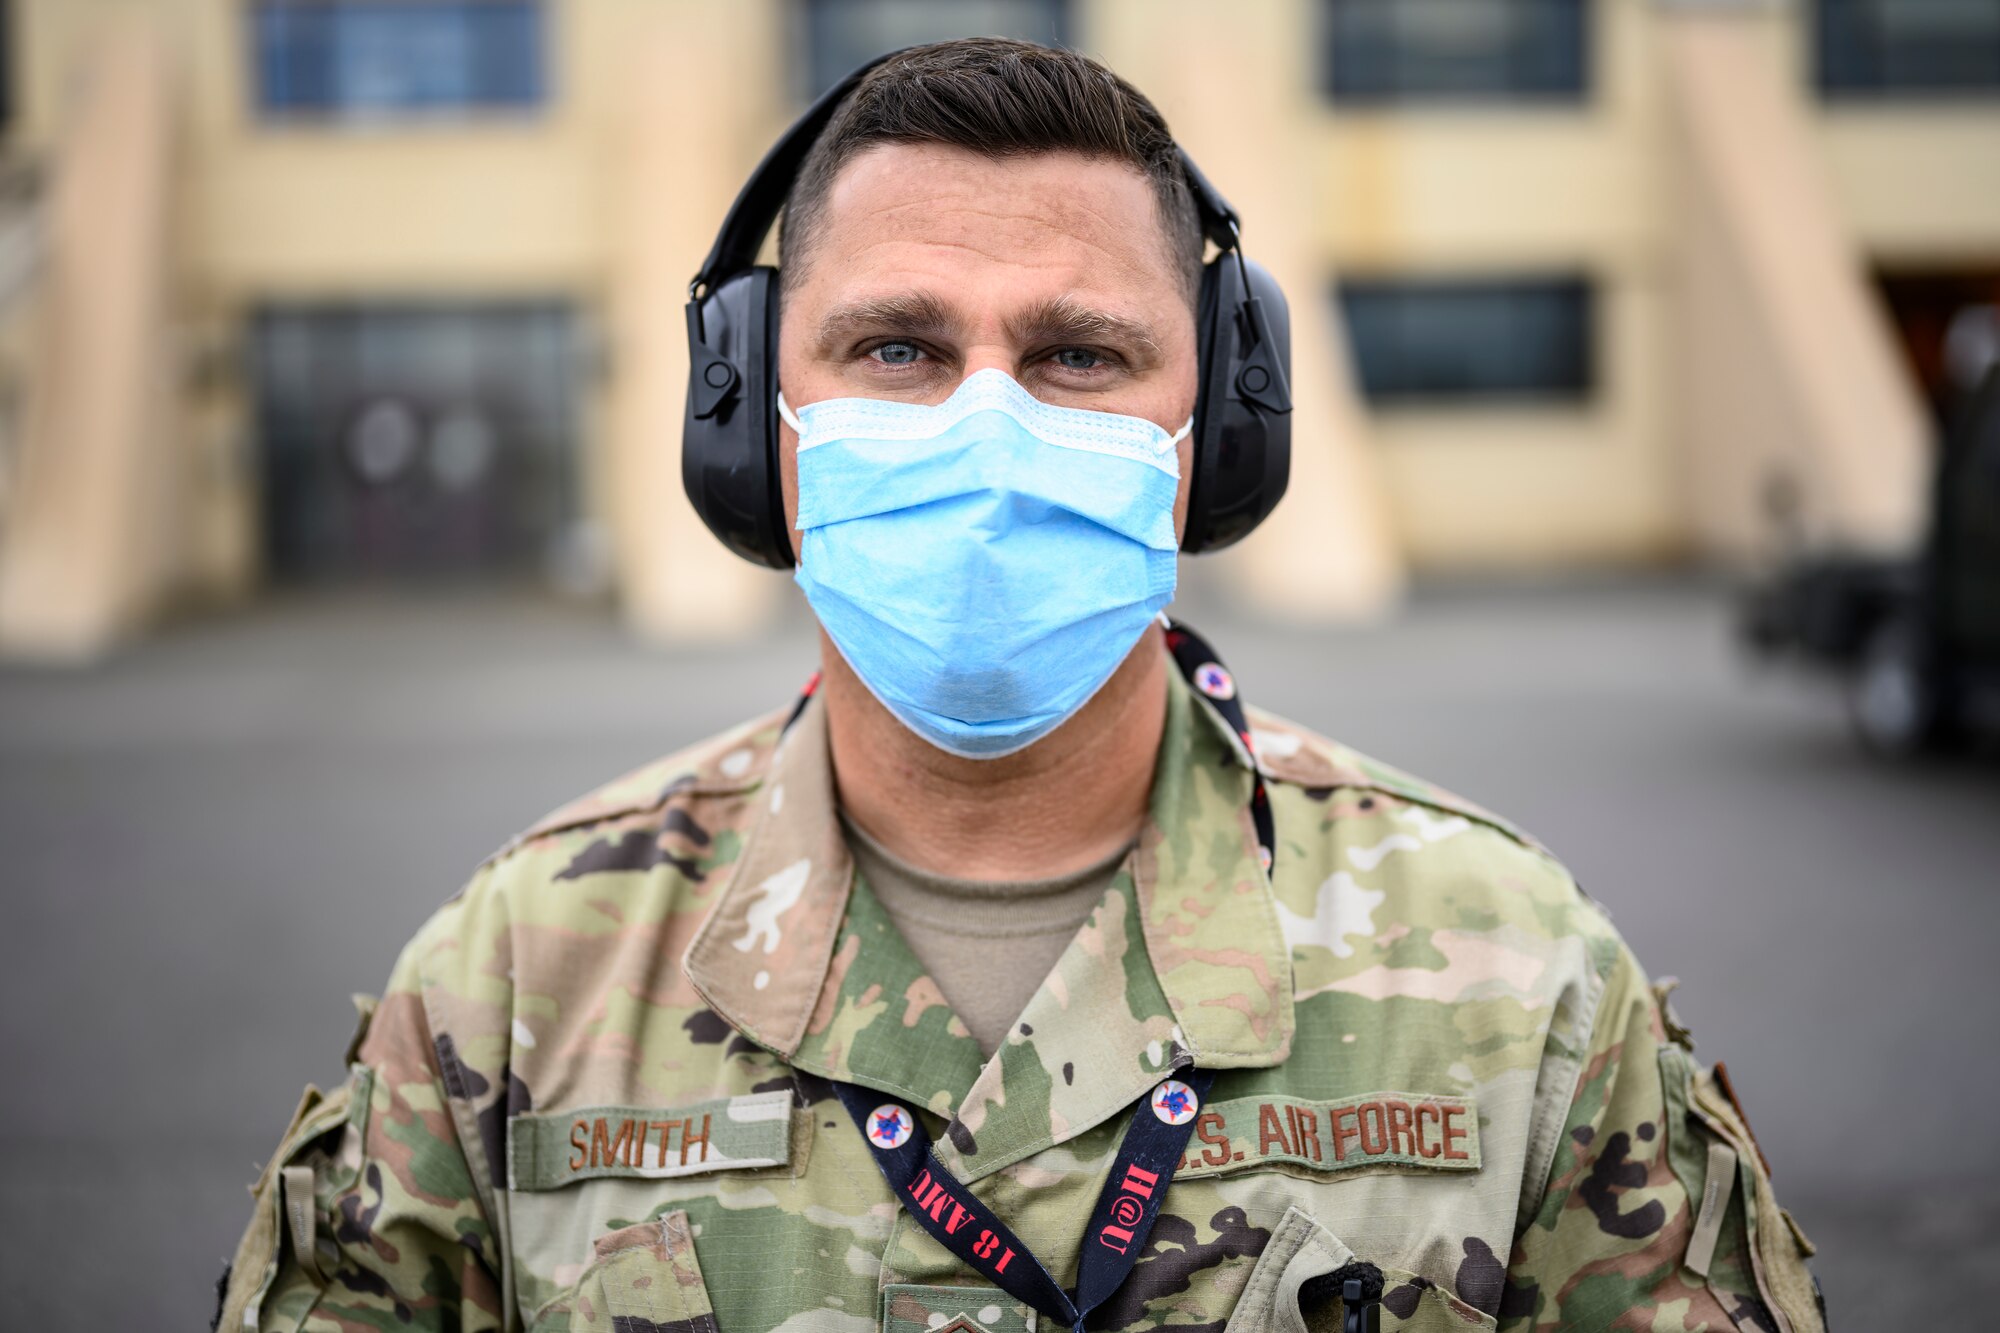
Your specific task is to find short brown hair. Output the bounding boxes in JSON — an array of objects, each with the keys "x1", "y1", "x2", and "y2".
[{"x1": 779, "y1": 39, "x2": 1204, "y2": 305}]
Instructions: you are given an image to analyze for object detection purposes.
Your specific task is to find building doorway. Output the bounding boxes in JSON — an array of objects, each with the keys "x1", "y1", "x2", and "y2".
[
  {"x1": 1876, "y1": 268, "x2": 2000, "y2": 430},
  {"x1": 252, "y1": 303, "x2": 582, "y2": 585}
]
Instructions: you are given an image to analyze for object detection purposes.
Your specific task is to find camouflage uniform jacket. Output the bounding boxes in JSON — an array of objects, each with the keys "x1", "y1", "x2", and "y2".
[{"x1": 220, "y1": 664, "x2": 1825, "y2": 1333}]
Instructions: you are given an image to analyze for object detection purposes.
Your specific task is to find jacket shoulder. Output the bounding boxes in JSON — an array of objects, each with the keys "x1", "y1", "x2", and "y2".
[
  {"x1": 394, "y1": 706, "x2": 795, "y2": 1030},
  {"x1": 1245, "y1": 704, "x2": 1544, "y2": 855},
  {"x1": 1245, "y1": 704, "x2": 1622, "y2": 973},
  {"x1": 396, "y1": 705, "x2": 794, "y2": 979},
  {"x1": 482, "y1": 703, "x2": 793, "y2": 867}
]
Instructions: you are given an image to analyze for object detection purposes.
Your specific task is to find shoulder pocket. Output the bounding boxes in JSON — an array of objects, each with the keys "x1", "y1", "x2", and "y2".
[
  {"x1": 1223, "y1": 1206, "x2": 1495, "y2": 1333},
  {"x1": 531, "y1": 1209, "x2": 718, "y2": 1333},
  {"x1": 1660, "y1": 1045, "x2": 1824, "y2": 1333},
  {"x1": 218, "y1": 1065, "x2": 375, "y2": 1332}
]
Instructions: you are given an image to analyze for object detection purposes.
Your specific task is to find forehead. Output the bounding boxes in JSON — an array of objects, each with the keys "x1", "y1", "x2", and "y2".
[{"x1": 792, "y1": 143, "x2": 1185, "y2": 316}]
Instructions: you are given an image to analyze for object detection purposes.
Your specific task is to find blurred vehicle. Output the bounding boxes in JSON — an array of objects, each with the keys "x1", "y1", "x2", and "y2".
[{"x1": 1744, "y1": 360, "x2": 2000, "y2": 754}]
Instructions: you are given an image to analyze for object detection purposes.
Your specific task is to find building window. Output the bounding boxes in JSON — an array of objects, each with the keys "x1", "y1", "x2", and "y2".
[
  {"x1": 1816, "y1": 0, "x2": 2000, "y2": 98},
  {"x1": 253, "y1": 304, "x2": 582, "y2": 582},
  {"x1": 1339, "y1": 276, "x2": 1595, "y2": 404},
  {"x1": 797, "y1": 0, "x2": 1070, "y2": 100},
  {"x1": 251, "y1": 1, "x2": 545, "y2": 119},
  {"x1": 1319, "y1": 0, "x2": 1587, "y2": 104}
]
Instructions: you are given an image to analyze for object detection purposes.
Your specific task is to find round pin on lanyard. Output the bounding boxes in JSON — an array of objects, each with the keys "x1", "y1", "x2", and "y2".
[{"x1": 1162, "y1": 615, "x2": 1276, "y2": 875}]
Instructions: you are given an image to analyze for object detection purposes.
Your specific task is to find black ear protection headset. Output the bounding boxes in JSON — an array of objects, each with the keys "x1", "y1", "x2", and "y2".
[{"x1": 683, "y1": 51, "x2": 1293, "y2": 570}]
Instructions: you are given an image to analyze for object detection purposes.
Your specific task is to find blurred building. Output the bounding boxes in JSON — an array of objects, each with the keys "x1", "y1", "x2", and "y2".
[{"x1": 0, "y1": 0, "x2": 1994, "y2": 657}]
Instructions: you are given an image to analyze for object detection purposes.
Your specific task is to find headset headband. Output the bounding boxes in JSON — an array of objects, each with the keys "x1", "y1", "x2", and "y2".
[
  {"x1": 691, "y1": 54, "x2": 897, "y2": 297},
  {"x1": 690, "y1": 49, "x2": 1245, "y2": 301}
]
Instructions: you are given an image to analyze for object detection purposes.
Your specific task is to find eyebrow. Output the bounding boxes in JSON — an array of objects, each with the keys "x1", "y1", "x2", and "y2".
[
  {"x1": 812, "y1": 291, "x2": 1162, "y2": 361},
  {"x1": 1006, "y1": 295, "x2": 1162, "y2": 360},
  {"x1": 813, "y1": 292, "x2": 958, "y2": 355}
]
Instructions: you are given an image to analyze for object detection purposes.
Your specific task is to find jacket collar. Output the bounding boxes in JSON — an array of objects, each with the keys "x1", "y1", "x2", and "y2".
[
  {"x1": 682, "y1": 659, "x2": 1296, "y2": 1177},
  {"x1": 680, "y1": 688, "x2": 852, "y2": 1059}
]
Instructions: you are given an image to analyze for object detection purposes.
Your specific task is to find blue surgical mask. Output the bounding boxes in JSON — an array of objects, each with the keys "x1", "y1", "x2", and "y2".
[{"x1": 781, "y1": 368, "x2": 1190, "y2": 760}]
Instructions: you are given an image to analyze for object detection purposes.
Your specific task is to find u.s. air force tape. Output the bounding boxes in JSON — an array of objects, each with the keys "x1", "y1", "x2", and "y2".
[
  {"x1": 506, "y1": 1090, "x2": 793, "y2": 1190},
  {"x1": 1173, "y1": 1092, "x2": 1481, "y2": 1178}
]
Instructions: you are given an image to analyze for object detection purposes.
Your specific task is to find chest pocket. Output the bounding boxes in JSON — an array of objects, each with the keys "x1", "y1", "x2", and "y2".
[
  {"x1": 505, "y1": 1092, "x2": 813, "y2": 1327},
  {"x1": 547, "y1": 1211, "x2": 718, "y2": 1333},
  {"x1": 1223, "y1": 1207, "x2": 1496, "y2": 1333}
]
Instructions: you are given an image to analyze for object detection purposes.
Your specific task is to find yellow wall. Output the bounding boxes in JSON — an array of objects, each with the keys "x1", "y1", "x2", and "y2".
[
  {"x1": 182, "y1": 3, "x2": 607, "y2": 294},
  {"x1": 1820, "y1": 110, "x2": 2000, "y2": 264},
  {"x1": 180, "y1": 0, "x2": 621, "y2": 612},
  {"x1": 1087, "y1": 0, "x2": 1402, "y2": 616},
  {"x1": 0, "y1": 10, "x2": 178, "y2": 655},
  {"x1": 5, "y1": 0, "x2": 799, "y2": 639},
  {"x1": 1769, "y1": 7, "x2": 2000, "y2": 265},
  {"x1": 1316, "y1": 0, "x2": 1676, "y2": 568},
  {"x1": 172, "y1": 0, "x2": 801, "y2": 635}
]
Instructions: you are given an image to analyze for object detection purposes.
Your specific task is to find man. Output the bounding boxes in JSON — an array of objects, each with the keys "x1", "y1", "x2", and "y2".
[{"x1": 219, "y1": 40, "x2": 1823, "y2": 1333}]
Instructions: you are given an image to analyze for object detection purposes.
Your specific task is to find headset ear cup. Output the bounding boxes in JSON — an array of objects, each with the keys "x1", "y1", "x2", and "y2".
[
  {"x1": 681, "y1": 266, "x2": 793, "y2": 569},
  {"x1": 1183, "y1": 254, "x2": 1292, "y2": 555},
  {"x1": 1185, "y1": 255, "x2": 1235, "y2": 553}
]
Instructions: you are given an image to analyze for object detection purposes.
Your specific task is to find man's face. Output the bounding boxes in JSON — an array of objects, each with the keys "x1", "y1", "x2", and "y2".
[{"x1": 775, "y1": 143, "x2": 1201, "y2": 560}]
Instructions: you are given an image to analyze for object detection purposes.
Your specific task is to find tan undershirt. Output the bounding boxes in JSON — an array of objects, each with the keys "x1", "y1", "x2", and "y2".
[{"x1": 841, "y1": 815, "x2": 1132, "y2": 1057}]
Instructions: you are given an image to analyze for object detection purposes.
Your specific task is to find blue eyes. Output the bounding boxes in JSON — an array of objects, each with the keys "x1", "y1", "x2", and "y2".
[{"x1": 867, "y1": 343, "x2": 1105, "y2": 372}]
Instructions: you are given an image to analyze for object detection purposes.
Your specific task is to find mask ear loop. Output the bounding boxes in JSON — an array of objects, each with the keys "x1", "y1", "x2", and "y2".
[
  {"x1": 776, "y1": 390, "x2": 804, "y2": 436},
  {"x1": 1170, "y1": 417, "x2": 1194, "y2": 446},
  {"x1": 775, "y1": 390, "x2": 812, "y2": 565}
]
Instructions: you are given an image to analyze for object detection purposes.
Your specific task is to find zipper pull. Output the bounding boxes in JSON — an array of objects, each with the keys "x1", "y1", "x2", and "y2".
[
  {"x1": 1298, "y1": 1260, "x2": 1383, "y2": 1332},
  {"x1": 1342, "y1": 1276, "x2": 1381, "y2": 1333}
]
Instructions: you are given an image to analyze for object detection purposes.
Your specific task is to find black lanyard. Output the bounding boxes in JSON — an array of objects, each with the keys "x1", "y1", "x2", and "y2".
[
  {"x1": 1160, "y1": 618, "x2": 1275, "y2": 875},
  {"x1": 783, "y1": 619, "x2": 1273, "y2": 1332},
  {"x1": 835, "y1": 1071, "x2": 1216, "y2": 1332}
]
